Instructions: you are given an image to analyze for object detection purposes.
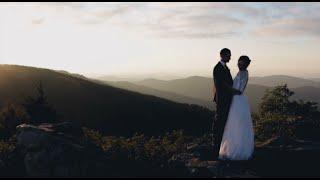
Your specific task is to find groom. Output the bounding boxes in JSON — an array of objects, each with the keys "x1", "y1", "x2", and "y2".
[{"x1": 212, "y1": 48, "x2": 241, "y2": 159}]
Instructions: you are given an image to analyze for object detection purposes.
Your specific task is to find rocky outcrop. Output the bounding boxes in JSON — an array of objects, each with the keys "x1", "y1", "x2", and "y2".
[
  {"x1": 168, "y1": 151, "x2": 258, "y2": 178},
  {"x1": 15, "y1": 122, "x2": 109, "y2": 177},
  {"x1": 4, "y1": 125, "x2": 320, "y2": 178},
  {"x1": 170, "y1": 137, "x2": 320, "y2": 178}
]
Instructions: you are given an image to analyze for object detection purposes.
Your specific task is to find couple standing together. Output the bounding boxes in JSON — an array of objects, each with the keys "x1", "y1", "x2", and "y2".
[{"x1": 212, "y1": 48, "x2": 254, "y2": 161}]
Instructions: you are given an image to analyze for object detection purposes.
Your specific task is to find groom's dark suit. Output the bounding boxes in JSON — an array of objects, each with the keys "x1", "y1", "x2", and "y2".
[{"x1": 213, "y1": 61, "x2": 234, "y2": 158}]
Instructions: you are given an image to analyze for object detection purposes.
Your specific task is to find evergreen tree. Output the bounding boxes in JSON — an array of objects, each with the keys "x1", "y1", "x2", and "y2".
[{"x1": 22, "y1": 82, "x2": 59, "y2": 124}]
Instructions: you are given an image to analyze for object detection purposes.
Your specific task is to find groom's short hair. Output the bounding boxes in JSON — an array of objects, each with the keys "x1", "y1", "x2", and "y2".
[{"x1": 220, "y1": 48, "x2": 231, "y2": 56}]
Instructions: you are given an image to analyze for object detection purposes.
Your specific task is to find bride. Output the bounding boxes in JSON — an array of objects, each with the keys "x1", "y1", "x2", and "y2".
[{"x1": 218, "y1": 55, "x2": 254, "y2": 161}]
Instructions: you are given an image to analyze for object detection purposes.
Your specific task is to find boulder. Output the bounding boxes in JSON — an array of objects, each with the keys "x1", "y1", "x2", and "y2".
[{"x1": 15, "y1": 122, "x2": 109, "y2": 177}]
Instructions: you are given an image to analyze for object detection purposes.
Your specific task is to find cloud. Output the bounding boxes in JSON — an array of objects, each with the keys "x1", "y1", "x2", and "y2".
[
  {"x1": 253, "y1": 17, "x2": 320, "y2": 38},
  {"x1": 250, "y1": 3, "x2": 320, "y2": 39},
  {"x1": 26, "y1": 2, "x2": 250, "y2": 38},
  {"x1": 106, "y1": 2, "x2": 253, "y2": 38},
  {"x1": 4, "y1": 2, "x2": 320, "y2": 39},
  {"x1": 14, "y1": 2, "x2": 135, "y2": 25},
  {"x1": 31, "y1": 17, "x2": 45, "y2": 25},
  {"x1": 139, "y1": 13, "x2": 245, "y2": 39},
  {"x1": 72, "y1": 3, "x2": 138, "y2": 25}
]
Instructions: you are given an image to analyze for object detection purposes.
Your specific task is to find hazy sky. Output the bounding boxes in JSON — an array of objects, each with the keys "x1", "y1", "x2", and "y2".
[{"x1": 1, "y1": 2, "x2": 320, "y2": 79}]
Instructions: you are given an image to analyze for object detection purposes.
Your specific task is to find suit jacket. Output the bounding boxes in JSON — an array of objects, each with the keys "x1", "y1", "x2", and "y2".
[{"x1": 213, "y1": 62, "x2": 233, "y2": 104}]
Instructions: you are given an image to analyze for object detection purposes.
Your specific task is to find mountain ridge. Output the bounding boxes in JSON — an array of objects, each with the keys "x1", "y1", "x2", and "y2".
[
  {"x1": 98, "y1": 75, "x2": 320, "y2": 112},
  {"x1": 0, "y1": 64, "x2": 213, "y2": 136}
]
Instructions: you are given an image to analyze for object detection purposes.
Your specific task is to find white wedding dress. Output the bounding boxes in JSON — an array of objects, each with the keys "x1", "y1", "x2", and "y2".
[{"x1": 218, "y1": 70, "x2": 254, "y2": 161}]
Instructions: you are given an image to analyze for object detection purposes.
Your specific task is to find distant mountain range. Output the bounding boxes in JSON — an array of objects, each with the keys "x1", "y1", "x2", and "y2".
[
  {"x1": 249, "y1": 75, "x2": 320, "y2": 88},
  {"x1": 2, "y1": 64, "x2": 316, "y2": 136},
  {"x1": 99, "y1": 75, "x2": 320, "y2": 112},
  {"x1": 106, "y1": 80, "x2": 213, "y2": 109},
  {"x1": 137, "y1": 76, "x2": 212, "y2": 101},
  {"x1": 0, "y1": 65, "x2": 213, "y2": 136},
  {"x1": 97, "y1": 74, "x2": 183, "y2": 82},
  {"x1": 310, "y1": 78, "x2": 320, "y2": 82}
]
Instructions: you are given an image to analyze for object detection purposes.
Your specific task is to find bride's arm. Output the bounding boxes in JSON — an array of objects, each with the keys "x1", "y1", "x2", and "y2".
[{"x1": 239, "y1": 71, "x2": 249, "y2": 93}]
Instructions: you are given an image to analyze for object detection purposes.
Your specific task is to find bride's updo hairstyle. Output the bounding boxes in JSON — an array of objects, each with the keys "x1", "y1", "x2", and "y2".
[{"x1": 238, "y1": 55, "x2": 251, "y2": 68}]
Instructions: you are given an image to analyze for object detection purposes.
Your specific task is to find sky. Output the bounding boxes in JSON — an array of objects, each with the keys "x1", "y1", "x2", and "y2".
[{"x1": 0, "y1": 2, "x2": 320, "y2": 79}]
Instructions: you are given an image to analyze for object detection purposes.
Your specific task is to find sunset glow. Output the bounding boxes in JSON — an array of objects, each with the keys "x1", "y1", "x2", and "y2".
[{"x1": 1, "y1": 2, "x2": 319, "y2": 79}]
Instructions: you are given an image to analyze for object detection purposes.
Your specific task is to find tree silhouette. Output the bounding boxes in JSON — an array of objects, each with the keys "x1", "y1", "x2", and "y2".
[
  {"x1": 0, "y1": 102, "x2": 29, "y2": 139},
  {"x1": 259, "y1": 84, "x2": 294, "y2": 116},
  {"x1": 22, "y1": 81, "x2": 59, "y2": 124},
  {"x1": 256, "y1": 84, "x2": 320, "y2": 141}
]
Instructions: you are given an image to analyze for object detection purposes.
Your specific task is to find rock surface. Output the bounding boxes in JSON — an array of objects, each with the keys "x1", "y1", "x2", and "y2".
[
  {"x1": 173, "y1": 136, "x2": 320, "y2": 178},
  {"x1": 3, "y1": 124, "x2": 320, "y2": 178},
  {"x1": 15, "y1": 122, "x2": 109, "y2": 177}
]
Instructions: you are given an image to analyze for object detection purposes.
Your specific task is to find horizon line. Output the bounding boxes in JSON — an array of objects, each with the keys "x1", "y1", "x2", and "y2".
[{"x1": 1, "y1": 63, "x2": 319, "y2": 80}]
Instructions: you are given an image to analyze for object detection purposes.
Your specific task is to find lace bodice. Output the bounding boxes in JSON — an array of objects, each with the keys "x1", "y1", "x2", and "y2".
[{"x1": 233, "y1": 70, "x2": 249, "y2": 93}]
